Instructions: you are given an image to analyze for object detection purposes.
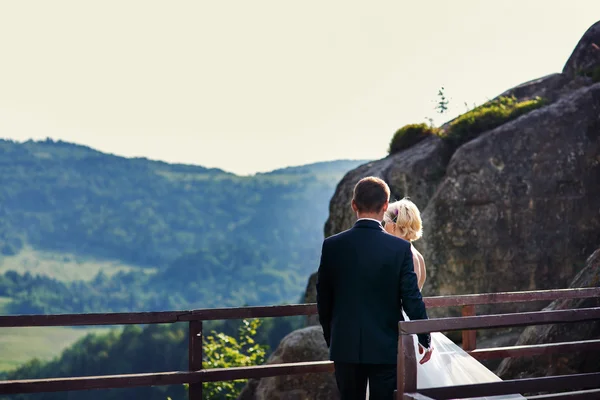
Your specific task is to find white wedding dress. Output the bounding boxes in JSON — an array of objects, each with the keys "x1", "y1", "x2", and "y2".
[{"x1": 366, "y1": 311, "x2": 524, "y2": 399}]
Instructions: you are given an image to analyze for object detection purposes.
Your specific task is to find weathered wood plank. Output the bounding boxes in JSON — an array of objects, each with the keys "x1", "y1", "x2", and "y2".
[
  {"x1": 401, "y1": 393, "x2": 436, "y2": 400},
  {"x1": 0, "y1": 361, "x2": 335, "y2": 394},
  {"x1": 0, "y1": 304, "x2": 317, "y2": 327},
  {"x1": 399, "y1": 307, "x2": 600, "y2": 335},
  {"x1": 188, "y1": 321, "x2": 203, "y2": 400},
  {"x1": 0, "y1": 311, "x2": 189, "y2": 327},
  {"x1": 461, "y1": 304, "x2": 477, "y2": 351},
  {"x1": 185, "y1": 304, "x2": 317, "y2": 321},
  {"x1": 418, "y1": 372, "x2": 600, "y2": 399},
  {"x1": 527, "y1": 388, "x2": 600, "y2": 399},
  {"x1": 397, "y1": 334, "x2": 417, "y2": 397},
  {"x1": 0, "y1": 371, "x2": 193, "y2": 394},
  {"x1": 469, "y1": 339, "x2": 600, "y2": 360},
  {"x1": 199, "y1": 361, "x2": 334, "y2": 382},
  {"x1": 424, "y1": 287, "x2": 600, "y2": 308},
  {"x1": 1, "y1": 288, "x2": 598, "y2": 328}
]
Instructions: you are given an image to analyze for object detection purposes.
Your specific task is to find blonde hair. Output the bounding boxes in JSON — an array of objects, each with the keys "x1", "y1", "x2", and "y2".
[{"x1": 383, "y1": 198, "x2": 423, "y2": 241}]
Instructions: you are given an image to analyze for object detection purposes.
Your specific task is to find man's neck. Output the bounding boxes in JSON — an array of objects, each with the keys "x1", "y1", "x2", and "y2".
[{"x1": 356, "y1": 212, "x2": 383, "y2": 222}]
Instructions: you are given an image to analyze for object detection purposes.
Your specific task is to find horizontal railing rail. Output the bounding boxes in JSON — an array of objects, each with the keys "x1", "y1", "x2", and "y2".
[
  {"x1": 0, "y1": 287, "x2": 598, "y2": 399},
  {"x1": 418, "y1": 372, "x2": 600, "y2": 399},
  {"x1": 423, "y1": 287, "x2": 600, "y2": 307},
  {"x1": 0, "y1": 304, "x2": 319, "y2": 327},
  {"x1": 397, "y1": 306, "x2": 600, "y2": 399},
  {"x1": 404, "y1": 388, "x2": 600, "y2": 400},
  {"x1": 0, "y1": 361, "x2": 336, "y2": 394},
  {"x1": 2, "y1": 287, "x2": 598, "y2": 328},
  {"x1": 468, "y1": 338, "x2": 600, "y2": 360},
  {"x1": 399, "y1": 307, "x2": 600, "y2": 335}
]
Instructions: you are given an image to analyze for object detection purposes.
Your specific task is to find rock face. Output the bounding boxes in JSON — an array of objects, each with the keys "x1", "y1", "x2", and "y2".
[
  {"x1": 421, "y1": 82, "x2": 600, "y2": 316},
  {"x1": 494, "y1": 73, "x2": 590, "y2": 105},
  {"x1": 238, "y1": 326, "x2": 338, "y2": 400},
  {"x1": 324, "y1": 135, "x2": 451, "y2": 238},
  {"x1": 303, "y1": 272, "x2": 319, "y2": 326},
  {"x1": 496, "y1": 248, "x2": 600, "y2": 379}
]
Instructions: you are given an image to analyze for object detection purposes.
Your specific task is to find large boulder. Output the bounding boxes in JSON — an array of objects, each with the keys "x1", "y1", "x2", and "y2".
[
  {"x1": 303, "y1": 272, "x2": 319, "y2": 326},
  {"x1": 237, "y1": 326, "x2": 338, "y2": 400},
  {"x1": 421, "y1": 83, "x2": 600, "y2": 316},
  {"x1": 496, "y1": 248, "x2": 600, "y2": 379},
  {"x1": 563, "y1": 21, "x2": 600, "y2": 78},
  {"x1": 493, "y1": 73, "x2": 590, "y2": 105}
]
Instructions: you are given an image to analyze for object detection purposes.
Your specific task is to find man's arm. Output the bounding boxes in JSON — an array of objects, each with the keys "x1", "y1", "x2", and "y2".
[
  {"x1": 316, "y1": 241, "x2": 333, "y2": 347},
  {"x1": 399, "y1": 245, "x2": 431, "y2": 350}
]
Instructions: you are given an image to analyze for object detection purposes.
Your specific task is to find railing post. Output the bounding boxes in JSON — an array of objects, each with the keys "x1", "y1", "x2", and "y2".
[
  {"x1": 189, "y1": 320, "x2": 203, "y2": 400},
  {"x1": 461, "y1": 305, "x2": 477, "y2": 351},
  {"x1": 397, "y1": 329, "x2": 417, "y2": 398}
]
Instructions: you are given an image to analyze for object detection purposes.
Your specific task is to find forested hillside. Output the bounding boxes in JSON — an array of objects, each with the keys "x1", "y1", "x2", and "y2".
[{"x1": 0, "y1": 139, "x2": 366, "y2": 314}]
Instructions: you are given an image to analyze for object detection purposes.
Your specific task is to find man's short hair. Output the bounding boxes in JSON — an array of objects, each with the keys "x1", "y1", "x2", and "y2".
[{"x1": 352, "y1": 177, "x2": 390, "y2": 213}]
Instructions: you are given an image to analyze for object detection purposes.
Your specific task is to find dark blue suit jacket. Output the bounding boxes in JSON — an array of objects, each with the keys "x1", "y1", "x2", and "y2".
[{"x1": 316, "y1": 219, "x2": 431, "y2": 364}]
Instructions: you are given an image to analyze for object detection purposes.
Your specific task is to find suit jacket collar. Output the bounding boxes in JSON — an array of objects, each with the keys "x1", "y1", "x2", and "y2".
[{"x1": 353, "y1": 219, "x2": 384, "y2": 231}]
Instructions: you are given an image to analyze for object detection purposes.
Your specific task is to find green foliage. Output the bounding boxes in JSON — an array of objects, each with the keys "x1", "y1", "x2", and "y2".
[
  {"x1": 2, "y1": 324, "x2": 189, "y2": 400},
  {"x1": 2, "y1": 319, "x2": 269, "y2": 400},
  {"x1": 201, "y1": 319, "x2": 267, "y2": 399},
  {"x1": 0, "y1": 139, "x2": 365, "y2": 267},
  {"x1": 0, "y1": 325, "x2": 108, "y2": 372},
  {"x1": 388, "y1": 123, "x2": 440, "y2": 154},
  {"x1": 440, "y1": 95, "x2": 546, "y2": 147},
  {"x1": 0, "y1": 244, "x2": 309, "y2": 314},
  {"x1": 392, "y1": 95, "x2": 545, "y2": 154}
]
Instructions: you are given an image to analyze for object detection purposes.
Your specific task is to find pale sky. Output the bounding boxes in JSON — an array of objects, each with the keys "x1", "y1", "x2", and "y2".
[{"x1": 0, "y1": 1, "x2": 598, "y2": 175}]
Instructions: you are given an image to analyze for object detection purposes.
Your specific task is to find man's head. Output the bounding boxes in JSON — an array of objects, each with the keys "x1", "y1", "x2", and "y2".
[{"x1": 351, "y1": 177, "x2": 390, "y2": 219}]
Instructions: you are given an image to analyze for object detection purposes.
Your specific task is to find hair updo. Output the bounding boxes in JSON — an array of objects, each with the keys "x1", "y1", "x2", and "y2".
[{"x1": 383, "y1": 198, "x2": 423, "y2": 241}]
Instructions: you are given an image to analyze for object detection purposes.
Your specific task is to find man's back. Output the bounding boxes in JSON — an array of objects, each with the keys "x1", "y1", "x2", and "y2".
[
  {"x1": 317, "y1": 176, "x2": 430, "y2": 400},
  {"x1": 317, "y1": 219, "x2": 428, "y2": 364}
]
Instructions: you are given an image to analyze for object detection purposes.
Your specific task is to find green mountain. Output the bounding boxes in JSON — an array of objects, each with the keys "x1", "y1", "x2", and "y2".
[{"x1": 0, "y1": 138, "x2": 368, "y2": 314}]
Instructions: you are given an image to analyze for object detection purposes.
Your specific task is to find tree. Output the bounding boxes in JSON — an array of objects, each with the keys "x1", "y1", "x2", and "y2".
[{"x1": 436, "y1": 87, "x2": 450, "y2": 115}]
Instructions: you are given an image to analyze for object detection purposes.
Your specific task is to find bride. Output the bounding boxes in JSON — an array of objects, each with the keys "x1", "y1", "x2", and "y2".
[{"x1": 366, "y1": 198, "x2": 523, "y2": 400}]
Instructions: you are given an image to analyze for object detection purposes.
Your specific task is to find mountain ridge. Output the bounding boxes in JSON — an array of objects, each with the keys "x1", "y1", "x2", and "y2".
[
  {"x1": 1, "y1": 137, "x2": 369, "y2": 177},
  {"x1": 0, "y1": 138, "x2": 366, "y2": 315}
]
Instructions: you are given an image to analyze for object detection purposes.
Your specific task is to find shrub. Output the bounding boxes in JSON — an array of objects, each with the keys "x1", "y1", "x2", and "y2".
[
  {"x1": 440, "y1": 96, "x2": 546, "y2": 147},
  {"x1": 388, "y1": 123, "x2": 440, "y2": 154},
  {"x1": 181, "y1": 319, "x2": 268, "y2": 400}
]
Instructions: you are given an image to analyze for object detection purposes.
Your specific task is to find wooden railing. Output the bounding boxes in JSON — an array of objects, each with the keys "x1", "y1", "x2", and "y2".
[
  {"x1": 398, "y1": 290, "x2": 600, "y2": 399},
  {"x1": 0, "y1": 287, "x2": 599, "y2": 399}
]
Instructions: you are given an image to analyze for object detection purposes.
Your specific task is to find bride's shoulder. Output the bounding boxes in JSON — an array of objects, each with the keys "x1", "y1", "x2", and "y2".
[{"x1": 411, "y1": 245, "x2": 425, "y2": 262}]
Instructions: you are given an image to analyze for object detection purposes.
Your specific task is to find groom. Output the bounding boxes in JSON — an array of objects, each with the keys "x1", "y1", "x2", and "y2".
[{"x1": 317, "y1": 177, "x2": 432, "y2": 400}]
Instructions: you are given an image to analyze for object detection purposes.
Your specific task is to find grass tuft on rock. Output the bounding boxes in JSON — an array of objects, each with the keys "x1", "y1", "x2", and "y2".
[
  {"x1": 440, "y1": 95, "x2": 546, "y2": 147},
  {"x1": 387, "y1": 96, "x2": 546, "y2": 154},
  {"x1": 388, "y1": 123, "x2": 440, "y2": 155}
]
